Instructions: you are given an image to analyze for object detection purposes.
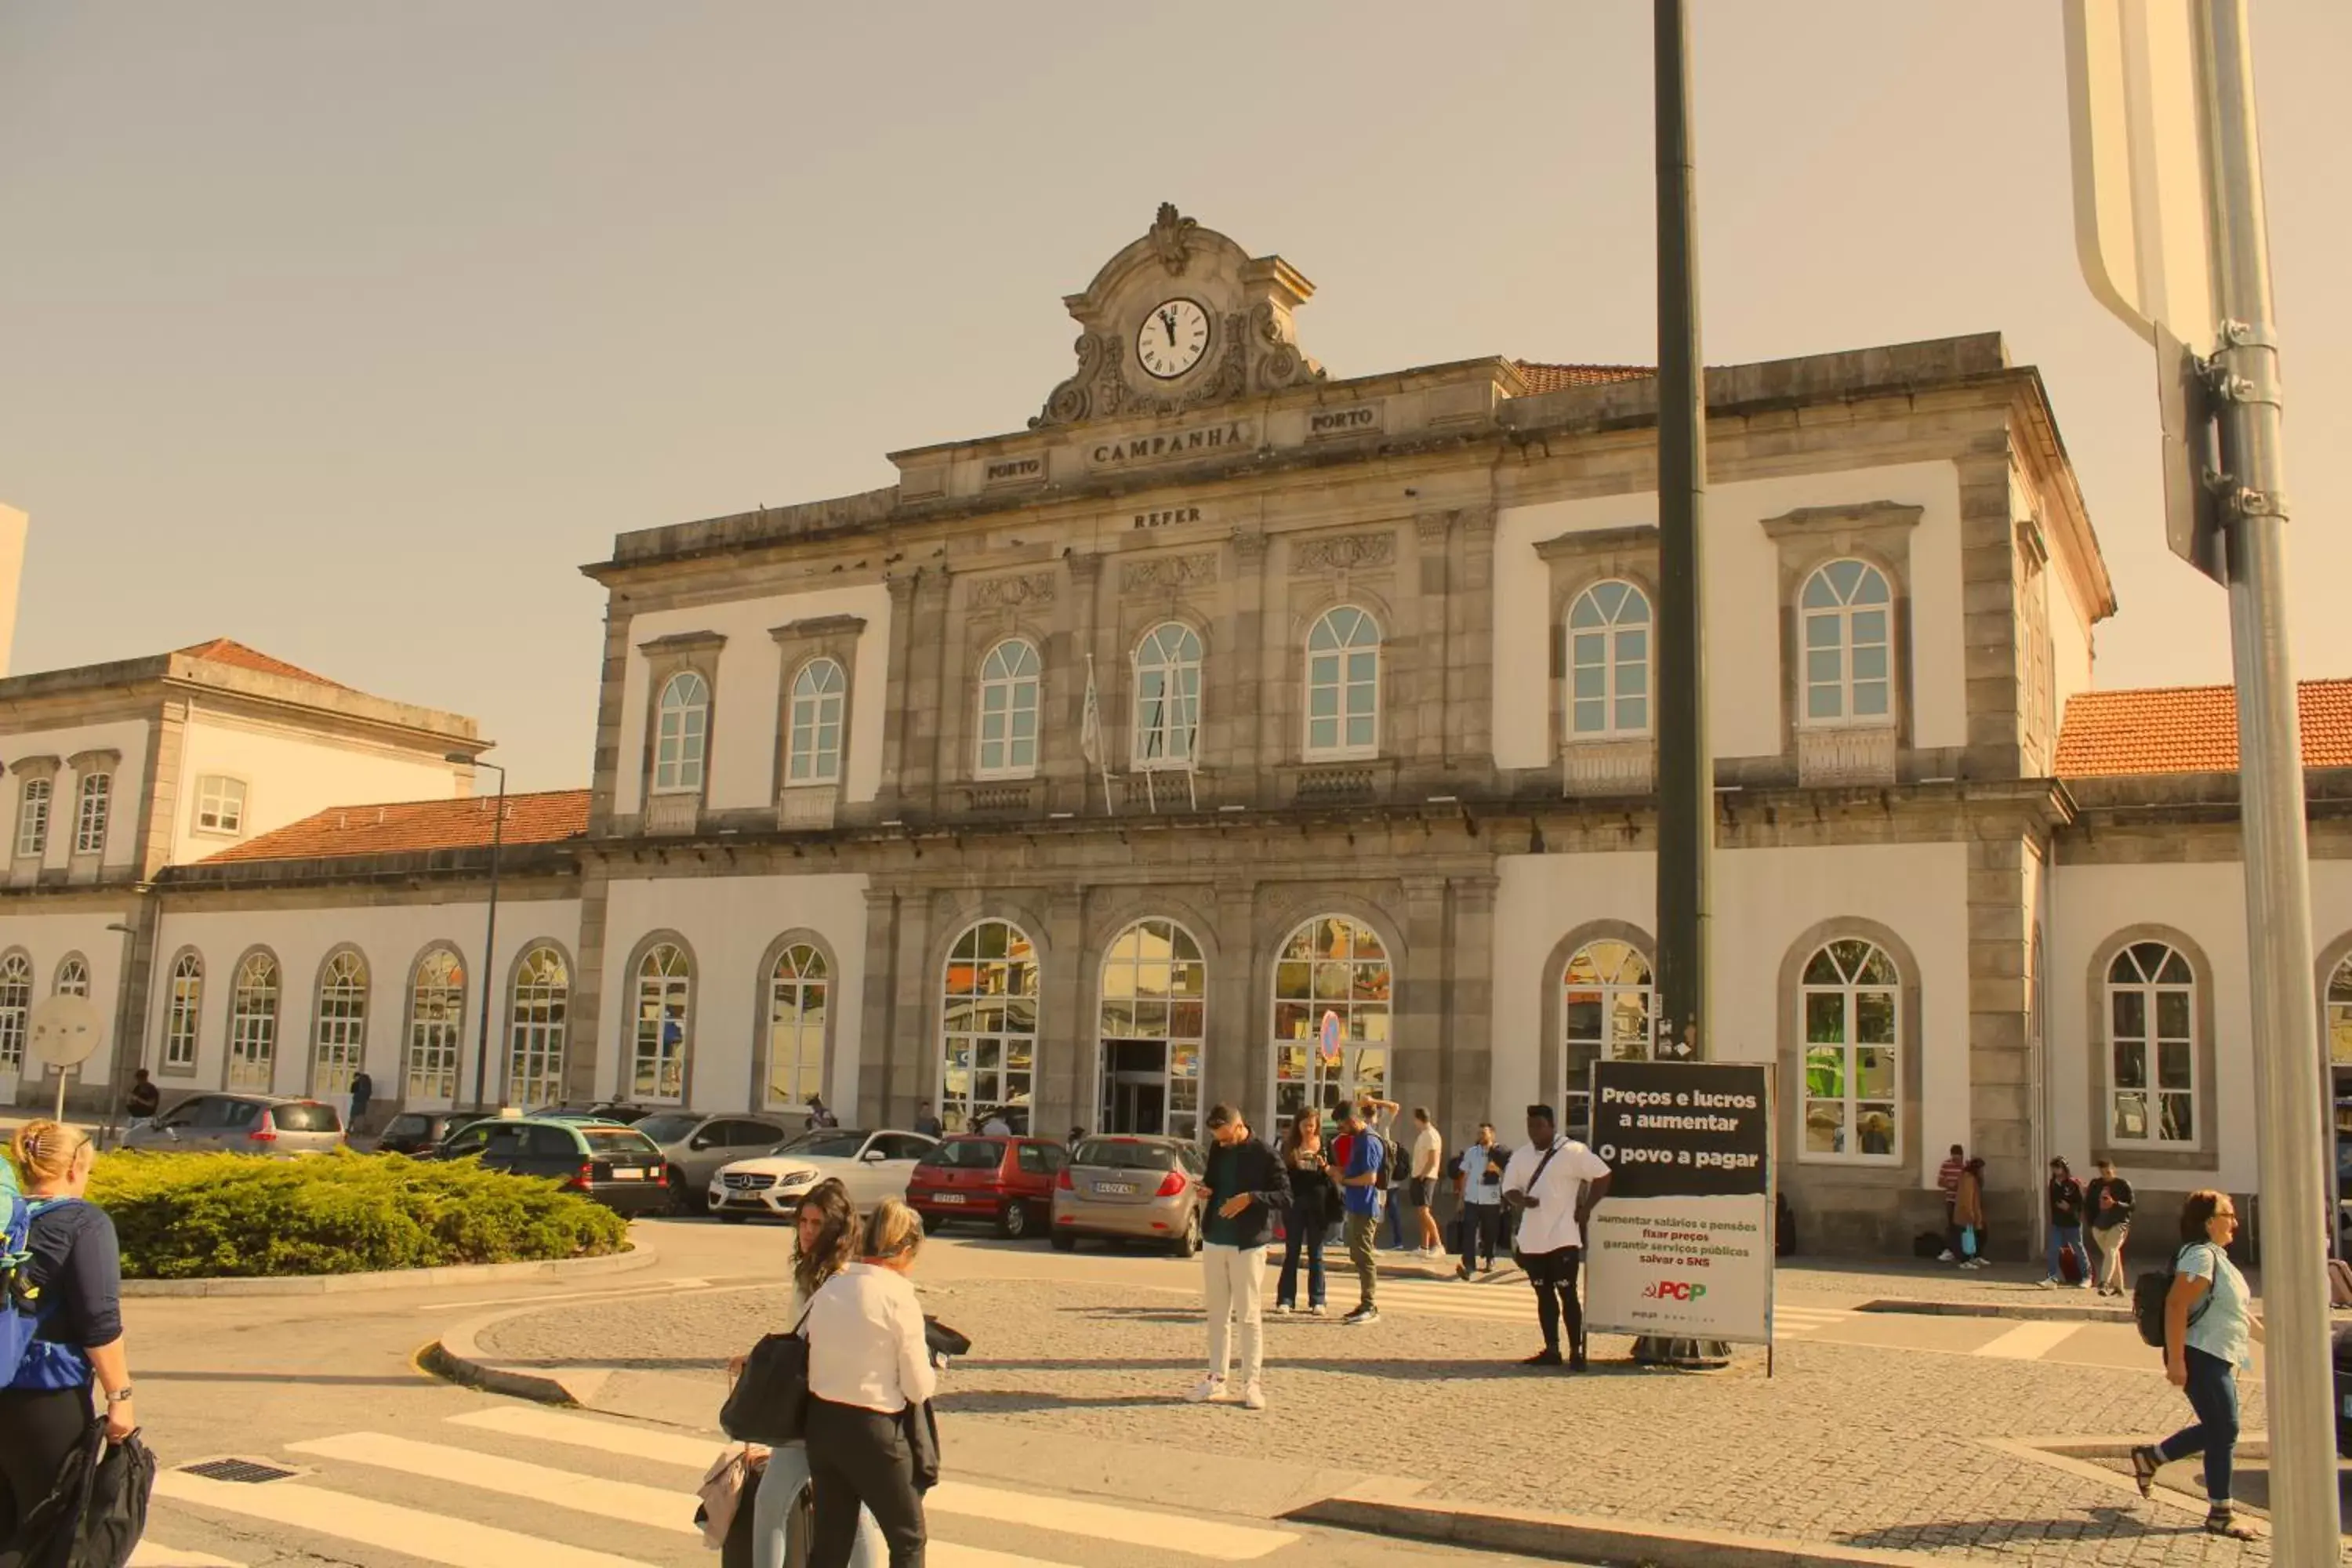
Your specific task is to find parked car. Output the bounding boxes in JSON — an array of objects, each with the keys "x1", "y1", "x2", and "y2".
[
  {"x1": 528, "y1": 1102, "x2": 650, "y2": 1126},
  {"x1": 124, "y1": 1094, "x2": 346, "y2": 1156},
  {"x1": 432, "y1": 1117, "x2": 670, "y2": 1216},
  {"x1": 375, "y1": 1111, "x2": 487, "y2": 1157},
  {"x1": 906, "y1": 1134, "x2": 1066, "y2": 1240},
  {"x1": 708, "y1": 1129, "x2": 938, "y2": 1222},
  {"x1": 629, "y1": 1110, "x2": 793, "y2": 1213},
  {"x1": 1050, "y1": 1135, "x2": 1206, "y2": 1255}
]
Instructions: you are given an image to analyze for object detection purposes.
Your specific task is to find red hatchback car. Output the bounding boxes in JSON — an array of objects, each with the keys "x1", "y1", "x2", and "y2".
[{"x1": 906, "y1": 1134, "x2": 1067, "y2": 1240}]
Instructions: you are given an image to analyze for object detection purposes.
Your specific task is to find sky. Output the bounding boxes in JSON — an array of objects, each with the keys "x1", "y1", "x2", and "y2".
[{"x1": 2, "y1": 3, "x2": 2347, "y2": 791}]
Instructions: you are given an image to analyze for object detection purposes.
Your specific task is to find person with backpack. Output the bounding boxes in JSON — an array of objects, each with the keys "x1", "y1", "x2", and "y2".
[
  {"x1": 2, "y1": 1120, "x2": 138, "y2": 1551},
  {"x1": 2129, "y1": 1190, "x2": 2260, "y2": 1540},
  {"x1": 2041, "y1": 1156, "x2": 2089, "y2": 1289},
  {"x1": 1355, "y1": 1095, "x2": 1405, "y2": 1250},
  {"x1": 1334, "y1": 1102, "x2": 1386, "y2": 1325}
]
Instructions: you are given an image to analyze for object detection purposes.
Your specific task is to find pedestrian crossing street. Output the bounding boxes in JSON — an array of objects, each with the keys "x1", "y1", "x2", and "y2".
[
  {"x1": 129, "y1": 1405, "x2": 1301, "y2": 1568},
  {"x1": 1334, "y1": 1273, "x2": 1857, "y2": 1340}
]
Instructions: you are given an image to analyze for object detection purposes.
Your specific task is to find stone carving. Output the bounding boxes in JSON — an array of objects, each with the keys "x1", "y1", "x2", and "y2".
[
  {"x1": 968, "y1": 572, "x2": 1058, "y2": 612},
  {"x1": 1149, "y1": 201, "x2": 1198, "y2": 274},
  {"x1": 1291, "y1": 532, "x2": 1396, "y2": 574},
  {"x1": 1120, "y1": 553, "x2": 1218, "y2": 594},
  {"x1": 1035, "y1": 333, "x2": 1114, "y2": 429},
  {"x1": 1251, "y1": 301, "x2": 1322, "y2": 394}
]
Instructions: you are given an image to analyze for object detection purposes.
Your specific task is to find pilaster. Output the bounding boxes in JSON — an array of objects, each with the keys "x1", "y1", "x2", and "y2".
[
  {"x1": 884, "y1": 889, "x2": 935, "y2": 1127},
  {"x1": 1213, "y1": 880, "x2": 1258, "y2": 1118},
  {"x1": 877, "y1": 574, "x2": 920, "y2": 815},
  {"x1": 1410, "y1": 512, "x2": 1452, "y2": 767},
  {"x1": 1446, "y1": 875, "x2": 1498, "y2": 1132},
  {"x1": 1396, "y1": 874, "x2": 1450, "y2": 1129},
  {"x1": 1966, "y1": 829, "x2": 2034, "y2": 1250},
  {"x1": 1042, "y1": 886, "x2": 1087, "y2": 1136},
  {"x1": 566, "y1": 862, "x2": 615, "y2": 1105},
  {"x1": 1229, "y1": 531, "x2": 1269, "y2": 804},
  {"x1": 855, "y1": 884, "x2": 902, "y2": 1125}
]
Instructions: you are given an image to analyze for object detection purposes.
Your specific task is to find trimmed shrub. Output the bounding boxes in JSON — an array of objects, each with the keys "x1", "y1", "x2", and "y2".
[{"x1": 89, "y1": 1150, "x2": 630, "y2": 1279}]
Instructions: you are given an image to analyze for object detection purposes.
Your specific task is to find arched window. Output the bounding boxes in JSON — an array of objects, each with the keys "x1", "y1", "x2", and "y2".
[
  {"x1": 0, "y1": 953, "x2": 29, "y2": 1075},
  {"x1": 1098, "y1": 919, "x2": 1207, "y2": 1142},
  {"x1": 1562, "y1": 940, "x2": 1654, "y2": 1138},
  {"x1": 163, "y1": 951, "x2": 203, "y2": 1072},
  {"x1": 14, "y1": 779, "x2": 50, "y2": 858},
  {"x1": 1272, "y1": 915, "x2": 1391, "y2": 1124},
  {"x1": 1305, "y1": 607, "x2": 1381, "y2": 758},
  {"x1": 2107, "y1": 940, "x2": 2195, "y2": 1145},
  {"x1": 653, "y1": 673, "x2": 710, "y2": 793},
  {"x1": 313, "y1": 949, "x2": 368, "y2": 1096},
  {"x1": 53, "y1": 955, "x2": 90, "y2": 999},
  {"x1": 1566, "y1": 582, "x2": 1652, "y2": 739},
  {"x1": 228, "y1": 951, "x2": 281, "y2": 1091},
  {"x1": 787, "y1": 659, "x2": 847, "y2": 786},
  {"x1": 1799, "y1": 560, "x2": 1893, "y2": 725},
  {"x1": 74, "y1": 772, "x2": 111, "y2": 855},
  {"x1": 1799, "y1": 938, "x2": 1900, "y2": 1160},
  {"x1": 2328, "y1": 952, "x2": 2352, "y2": 1069},
  {"x1": 767, "y1": 943, "x2": 829, "y2": 1111},
  {"x1": 940, "y1": 920, "x2": 1038, "y2": 1133},
  {"x1": 975, "y1": 640, "x2": 1042, "y2": 779},
  {"x1": 631, "y1": 942, "x2": 691, "y2": 1102},
  {"x1": 1132, "y1": 623, "x2": 1203, "y2": 770},
  {"x1": 506, "y1": 946, "x2": 569, "y2": 1109},
  {"x1": 405, "y1": 948, "x2": 466, "y2": 1105}
]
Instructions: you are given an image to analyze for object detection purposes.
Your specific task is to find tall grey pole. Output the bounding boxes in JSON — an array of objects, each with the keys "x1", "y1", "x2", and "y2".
[
  {"x1": 463, "y1": 760, "x2": 507, "y2": 1114},
  {"x1": 2194, "y1": 2, "x2": 2339, "y2": 1551}
]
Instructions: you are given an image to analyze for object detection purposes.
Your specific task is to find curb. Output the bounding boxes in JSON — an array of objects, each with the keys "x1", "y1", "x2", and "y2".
[
  {"x1": 423, "y1": 1305, "x2": 593, "y2": 1405},
  {"x1": 125, "y1": 1243, "x2": 656, "y2": 1298},
  {"x1": 1853, "y1": 1295, "x2": 2132, "y2": 1324},
  {"x1": 1290, "y1": 1491, "x2": 1951, "y2": 1568}
]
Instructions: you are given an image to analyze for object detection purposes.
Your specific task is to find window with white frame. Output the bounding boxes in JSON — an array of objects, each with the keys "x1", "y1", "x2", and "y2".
[
  {"x1": 73, "y1": 774, "x2": 111, "y2": 855},
  {"x1": 1566, "y1": 582, "x2": 1653, "y2": 739},
  {"x1": 0, "y1": 953, "x2": 29, "y2": 1074},
  {"x1": 227, "y1": 951, "x2": 280, "y2": 1091},
  {"x1": 1799, "y1": 560, "x2": 1893, "y2": 725},
  {"x1": 2328, "y1": 952, "x2": 2352, "y2": 1069},
  {"x1": 1799, "y1": 938, "x2": 1900, "y2": 1160},
  {"x1": 405, "y1": 948, "x2": 466, "y2": 1104},
  {"x1": 53, "y1": 956, "x2": 89, "y2": 999},
  {"x1": 653, "y1": 673, "x2": 710, "y2": 793},
  {"x1": 1132, "y1": 623, "x2": 1202, "y2": 770},
  {"x1": 2107, "y1": 940, "x2": 2196, "y2": 1145},
  {"x1": 313, "y1": 949, "x2": 368, "y2": 1096},
  {"x1": 766, "y1": 943, "x2": 829, "y2": 1110},
  {"x1": 786, "y1": 659, "x2": 847, "y2": 786},
  {"x1": 164, "y1": 952, "x2": 203, "y2": 1072},
  {"x1": 1561, "y1": 940, "x2": 1653, "y2": 1140},
  {"x1": 1270, "y1": 915, "x2": 1390, "y2": 1126},
  {"x1": 631, "y1": 942, "x2": 691, "y2": 1102},
  {"x1": 1305, "y1": 606, "x2": 1381, "y2": 758},
  {"x1": 975, "y1": 640, "x2": 1041, "y2": 778},
  {"x1": 940, "y1": 920, "x2": 1037, "y2": 1133},
  {"x1": 194, "y1": 775, "x2": 248, "y2": 835},
  {"x1": 14, "y1": 779, "x2": 50, "y2": 859},
  {"x1": 507, "y1": 946, "x2": 569, "y2": 1109}
]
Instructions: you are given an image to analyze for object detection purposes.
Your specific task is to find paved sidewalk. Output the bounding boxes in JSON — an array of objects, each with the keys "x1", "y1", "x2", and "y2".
[{"x1": 474, "y1": 1271, "x2": 2290, "y2": 1566}]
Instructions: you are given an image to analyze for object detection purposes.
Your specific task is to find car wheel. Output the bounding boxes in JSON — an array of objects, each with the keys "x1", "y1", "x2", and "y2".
[
  {"x1": 1171, "y1": 1210, "x2": 1202, "y2": 1258},
  {"x1": 1051, "y1": 1230, "x2": 1076, "y2": 1253},
  {"x1": 998, "y1": 1201, "x2": 1033, "y2": 1240},
  {"x1": 666, "y1": 1169, "x2": 699, "y2": 1216}
]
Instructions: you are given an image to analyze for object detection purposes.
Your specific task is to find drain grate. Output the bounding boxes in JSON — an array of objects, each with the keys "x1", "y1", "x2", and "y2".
[{"x1": 180, "y1": 1458, "x2": 299, "y2": 1485}]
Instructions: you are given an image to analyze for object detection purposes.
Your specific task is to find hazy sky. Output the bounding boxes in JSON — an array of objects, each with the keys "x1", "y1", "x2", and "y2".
[{"x1": 3, "y1": 3, "x2": 2347, "y2": 790}]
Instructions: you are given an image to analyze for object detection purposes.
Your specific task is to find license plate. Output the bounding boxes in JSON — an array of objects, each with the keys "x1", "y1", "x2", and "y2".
[
  {"x1": 609, "y1": 1167, "x2": 644, "y2": 1181},
  {"x1": 931, "y1": 1192, "x2": 966, "y2": 1204},
  {"x1": 1096, "y1": 1182, "x2": 1138, "y2": 1196}
]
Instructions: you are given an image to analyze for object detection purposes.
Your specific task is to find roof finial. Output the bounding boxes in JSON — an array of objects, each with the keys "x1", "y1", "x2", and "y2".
[{"x1": 1150, "y1": 201, "x2": 1196, "y2": 275}]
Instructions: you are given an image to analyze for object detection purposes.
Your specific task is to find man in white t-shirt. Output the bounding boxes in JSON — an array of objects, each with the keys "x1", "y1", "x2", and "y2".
[
  {"x1": 1409, "y1": 1108, "x2": 1446, "y2": 1259},
  {"x1": 1499, "y1": 1102, "x2": 1612, "y2": 1370}
]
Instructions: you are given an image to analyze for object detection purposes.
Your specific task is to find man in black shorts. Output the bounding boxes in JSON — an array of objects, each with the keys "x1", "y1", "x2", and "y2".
[
  {"x1": 1499, "y1": 1104, "x2": 1613, "y2": 1370},
  {"x1": 1407, "y1": 1106, "x2": 1445, "y2": 1259}
]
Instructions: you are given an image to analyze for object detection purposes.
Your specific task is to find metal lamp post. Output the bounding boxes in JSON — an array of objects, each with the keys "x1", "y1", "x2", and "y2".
[{"x1": 449, "y1": 754, "x2": 506, "y2": 1114}]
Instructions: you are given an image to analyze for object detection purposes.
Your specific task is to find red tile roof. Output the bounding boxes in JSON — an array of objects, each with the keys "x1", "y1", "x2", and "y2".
[
  {"x1": 1511, "y1": 361, "x2": 1654, "y2": 394},
  {"x1": 200, "y1": 789, "x2": 591, "y2": 864},
  {"x1": 2056, "y1": 681, "x2": 2352, "y2": 779},
  {"x1": 175, "y1": 638, "x2": 344, "y2": 688}
]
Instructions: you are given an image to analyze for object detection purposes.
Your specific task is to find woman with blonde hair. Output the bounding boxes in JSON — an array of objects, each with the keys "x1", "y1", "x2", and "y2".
[
  {"x1": 0, "y1": 1121, "x2": 136, "y2": 1548},
  {"x1": 804, "y1": 1200, "x2": 934, "y2": 1568}
]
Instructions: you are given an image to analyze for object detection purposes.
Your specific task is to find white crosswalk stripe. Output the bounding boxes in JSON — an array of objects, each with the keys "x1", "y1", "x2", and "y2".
[{"x1": 1347, "y1": 1277, "x2": 1857, "y2": 1338}]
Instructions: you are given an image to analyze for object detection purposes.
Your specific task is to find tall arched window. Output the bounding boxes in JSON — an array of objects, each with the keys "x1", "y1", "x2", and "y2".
[
  {"x1": 1800, "y1": 938, "x2": 1900, "y2": 1160},
  {"x1": 787, "y1": 659, "x2": 847, "y2": 786},
  {"x1": 1799, "y1": 560, "x2": 1893, "y2": 724},
  {"x1": 653, "y1": 673, "x2": 710, "y2": 793},
  {"x1": 163, "y1": 951, "x2": 203, "y2": 1073},
  {"x1": 74, "y1": 773, "x2": 111, "y2": 855},
  {"x1": 14, "y1": 779, "x2": 50, "y2": 858},
  {"x1": 1272, "y1": 915, "x2": 1391, "y2": 1124},
  {"x1": 405, "y1": 948, "x2": 466, "y2": 1105},
  {"x1": 53, "y1": 955, "x2": 90, "y2": 999},
  {"x1": 507, "y1": 946, "x2": 569, "y2": 1109},
  {"x1": 940, "y1": 920, "x2": 1038, "y2": 1132},
  {"x1": 0, "y1": 953, "x2": 29, "y2": 1075},
  {"x1": 1098, "y1": 918, "x2": 1207, "y2": 1142},
  {"x1": 1562, "y1": 940, "x2": 1653, "y2": 1138},
  {"x1": 631, "y1": 942, "x2": 691, "y2": 1102},
  {"x1": 767, "y1": 943, "x2": 829, "y2": 1110},
  {"x1": 1566, "y1": 582, "x2": 1652, "y2": 739},
  {"x1": 975, "y1": 640, "x2": 1042, "y2": 778},
  {"x1": 312, "y1": 949, "x2": 368, "y2": 1096},
  {"x1": 2328, "y1": 952, "x2": 2352, "y2": 1069},
  {"x1": 1132, "y1": 623, "x2": 1203, "y2": 770},
  {"x1": 2107, "y1": 940, "x2": 2195, "y2": 1145},
  {"x1": 1305, "y1": 606, "x2": 1381, "y2": 758},
  {"x1": 228, "y1": 951, "x2": 281, "y2": 1091}
]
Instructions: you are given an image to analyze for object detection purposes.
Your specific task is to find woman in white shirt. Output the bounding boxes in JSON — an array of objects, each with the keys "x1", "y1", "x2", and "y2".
[{"x1": 804, "y1": 1200, "x2": 937, "y2": 1568}]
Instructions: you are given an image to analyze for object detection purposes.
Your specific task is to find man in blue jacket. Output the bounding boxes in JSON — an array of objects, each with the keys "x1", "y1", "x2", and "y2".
[
  {"x1": 1188, "y1": 1104, "x2": 1291, "y2": 1411},
  {"x1": 1334, "y1": 1101, "x2": 1387, "y2": 1327}
]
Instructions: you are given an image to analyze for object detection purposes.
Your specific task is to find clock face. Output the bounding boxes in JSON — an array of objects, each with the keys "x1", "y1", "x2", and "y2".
[{"x1": 1137, "y1": 299, "x2": 1211, "y2": 380}]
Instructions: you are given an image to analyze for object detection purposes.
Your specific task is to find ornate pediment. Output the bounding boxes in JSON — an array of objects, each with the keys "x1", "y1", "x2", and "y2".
[{"x1": 1032, "y1": 204, "x2": 1326, "y2": 429}]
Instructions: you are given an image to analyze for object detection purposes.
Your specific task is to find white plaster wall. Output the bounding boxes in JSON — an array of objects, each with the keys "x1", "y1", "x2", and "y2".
[
  {"x1": 172, "y1": 710, "x2": 466, "y2": 866},
  {"x1": 613, "y1": 586, "x2": 893, "y2": 816},
  {"x1": 0, "y1": 907, "x2": 136, "y2": 1100},
  {"x1": 1493, "y1": 462, "x2": 1967, "y2": 768},
  {"x1": 146, "y1": 898, "x2": 581, "y2": 1108},
  {"x1": 1, "y1": 719, "x2": 151, "y2": 872},
  {"x1": 0, "y1": 503, "x2": 25, "y2": 679},
  {"x1": 1491, "y1": 840, "x2": 1971, "y2": 1188},
  {"x1": 597, "y1": 872, "x2": 870, "y2": 1112},
  {"x1": 2050, "y1": 571, "x2": 2095, "y2": 712}
]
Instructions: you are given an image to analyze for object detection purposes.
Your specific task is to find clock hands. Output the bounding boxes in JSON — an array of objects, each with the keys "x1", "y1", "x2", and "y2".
[{"x1": 1160, "y1": 306, "x2": 1179, "y2": 347}]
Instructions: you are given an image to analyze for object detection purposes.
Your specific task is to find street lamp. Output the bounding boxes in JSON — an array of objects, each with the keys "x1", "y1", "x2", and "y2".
[{"x1": 448, "y1": 753, "x2": 506, "y2": 1114}]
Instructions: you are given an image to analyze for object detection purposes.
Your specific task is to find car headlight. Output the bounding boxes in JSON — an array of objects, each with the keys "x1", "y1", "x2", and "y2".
[{"x1": 777, "y1": 1169, "x2": 817, "y2": 1186}]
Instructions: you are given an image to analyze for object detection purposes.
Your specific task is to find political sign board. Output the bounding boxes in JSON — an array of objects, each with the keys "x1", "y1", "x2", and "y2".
[{"x1": 1584, "y1": 1060, "x2": 1773, "y2": 1346}]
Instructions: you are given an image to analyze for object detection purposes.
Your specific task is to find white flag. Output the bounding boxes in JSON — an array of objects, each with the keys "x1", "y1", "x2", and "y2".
[{"x1": 1080, "y1": 654, "x2": 1103, "y2": 768}]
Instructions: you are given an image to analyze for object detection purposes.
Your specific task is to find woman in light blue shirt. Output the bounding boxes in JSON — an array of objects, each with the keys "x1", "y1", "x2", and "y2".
[{"x1": 2129, "y1": 1189, "x2": 2263, "y2": 1540}]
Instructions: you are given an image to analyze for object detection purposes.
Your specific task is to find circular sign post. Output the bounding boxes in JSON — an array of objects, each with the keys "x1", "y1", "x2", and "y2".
[{"x1": 27, "y1": 995, "x2": 103, "y2": 1123}]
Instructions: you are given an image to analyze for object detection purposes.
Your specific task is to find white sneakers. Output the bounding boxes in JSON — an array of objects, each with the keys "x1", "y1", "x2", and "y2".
[
  {"x1": 1936, "y1": 1250, "x2": 1957, "y2": 1263},
  {"x1": 1186, "y1": 1374, "x2": 1267, "y2": 1410},
  {"x1": 1241, "y1": 1381, "x2": 1266, "y2": 1411}
]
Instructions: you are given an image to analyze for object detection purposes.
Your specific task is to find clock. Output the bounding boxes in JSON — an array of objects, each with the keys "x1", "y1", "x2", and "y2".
[{"x1": 1137, "y1": 298, "x2": 1210, "y2": 379}]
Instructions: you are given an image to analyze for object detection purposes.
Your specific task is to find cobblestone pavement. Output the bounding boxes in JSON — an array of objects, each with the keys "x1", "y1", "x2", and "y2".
[{"x1": 480, "y1": 1268, "x2": 2291, "y2": 1566}]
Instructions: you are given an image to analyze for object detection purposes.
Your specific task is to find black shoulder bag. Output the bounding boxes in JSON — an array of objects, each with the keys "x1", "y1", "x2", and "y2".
[{"x1": 720, "y1": 1305, "x2": 814, "y2": 1445}]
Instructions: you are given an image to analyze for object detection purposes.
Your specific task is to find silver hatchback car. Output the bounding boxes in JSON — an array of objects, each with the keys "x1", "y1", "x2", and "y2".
[
  {"x1": 125, "y1": 1093, "x2": 347, "y2": 1156},
  {"x1": 1049, "y1": 1135, "x2": 1207, "y2": 1255}
]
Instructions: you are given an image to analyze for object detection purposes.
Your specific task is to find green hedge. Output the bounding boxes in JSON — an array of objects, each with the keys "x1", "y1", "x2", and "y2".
[{"x1": 89, "y1": 1151, "x2": 631, "y2": 1279}]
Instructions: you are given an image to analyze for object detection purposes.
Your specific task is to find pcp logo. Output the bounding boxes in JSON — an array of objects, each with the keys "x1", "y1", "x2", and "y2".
[{"x1": 1641, "y1": 1280, "x2": 1707, "y2": 1301}]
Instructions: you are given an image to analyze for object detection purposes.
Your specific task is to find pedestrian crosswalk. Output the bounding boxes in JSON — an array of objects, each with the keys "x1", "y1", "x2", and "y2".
[
  {"x1": 1327, "y1": 1274, "x2": 1857, "y2": 1340},
  {"x1": 130, "y1": 1404, "x2": 1301, "y2": 1568}
]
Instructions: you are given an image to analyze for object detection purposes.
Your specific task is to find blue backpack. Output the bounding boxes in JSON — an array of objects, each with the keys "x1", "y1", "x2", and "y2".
[{"x1": 1, "y1": 1160, "x2": 90, "y2": 1392}]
